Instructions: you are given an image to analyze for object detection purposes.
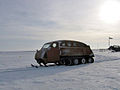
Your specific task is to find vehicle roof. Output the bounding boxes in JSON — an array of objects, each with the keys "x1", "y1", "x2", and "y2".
[{"x1": 45, "y1": 40, "x2": 87, "y2": 46}]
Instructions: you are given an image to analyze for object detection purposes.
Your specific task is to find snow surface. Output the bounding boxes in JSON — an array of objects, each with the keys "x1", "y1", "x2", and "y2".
[{"x1": 0, "y1": 50, "x2": 120, "y2": 90}]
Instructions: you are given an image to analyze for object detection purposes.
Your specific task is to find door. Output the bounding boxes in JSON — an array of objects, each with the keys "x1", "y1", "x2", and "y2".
[{"x1": 47, "y1": 42, "x2": 60, "y2": 62}]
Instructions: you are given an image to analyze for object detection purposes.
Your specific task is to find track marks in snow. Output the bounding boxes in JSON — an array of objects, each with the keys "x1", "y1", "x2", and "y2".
[
  {"x1": 53, "y1": 78, "x2": 76, "y2": 82},
  {"x1": 95, "y1": 54, "x2": 120, "y2": 63},
  {"x1": 0, "y1": 65, "x2": 86, "y2": 83},
  {"x1": 32, "y1": 81, "x2": 46, "y2": 84}
]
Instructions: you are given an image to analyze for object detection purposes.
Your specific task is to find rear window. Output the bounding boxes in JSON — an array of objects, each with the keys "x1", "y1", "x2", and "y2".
[{"x1": 78, "y1": 43, "x2": 86, "y2": 47}]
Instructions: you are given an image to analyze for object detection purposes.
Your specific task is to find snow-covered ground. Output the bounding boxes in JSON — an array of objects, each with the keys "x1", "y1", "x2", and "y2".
[{"x1": 0, "y1": 50, "x2": 120, "y2": 90}]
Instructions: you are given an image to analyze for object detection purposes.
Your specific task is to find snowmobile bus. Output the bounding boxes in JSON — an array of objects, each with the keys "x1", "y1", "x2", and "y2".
[{"x1": 34, "y1": 40, "x2": 94, "y2": 66}]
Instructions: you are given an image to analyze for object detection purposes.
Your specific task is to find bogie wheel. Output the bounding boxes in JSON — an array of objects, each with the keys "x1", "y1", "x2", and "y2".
[
  {"x1": 73, "y1": 58, "x2": 79, "y2": 65},
  {"x1": 88, "y1": 57, "x2": 94, "y2": 63},
  {"x1": 65, "y1": 58, "x2": 73, "y2": 66},
  {"x1": 81, "y1": 58, "x2": 87, "y2": 64}
]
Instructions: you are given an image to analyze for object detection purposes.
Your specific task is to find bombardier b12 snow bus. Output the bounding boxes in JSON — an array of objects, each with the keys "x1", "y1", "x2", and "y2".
[{"x1": 35, "y1": 40, "x2": 94, "y2": 66}]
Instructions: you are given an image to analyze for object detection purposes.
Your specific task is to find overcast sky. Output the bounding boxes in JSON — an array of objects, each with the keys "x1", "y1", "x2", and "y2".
[{"x1": 0, "y1": 0, "x2": 120, "y2": 51}]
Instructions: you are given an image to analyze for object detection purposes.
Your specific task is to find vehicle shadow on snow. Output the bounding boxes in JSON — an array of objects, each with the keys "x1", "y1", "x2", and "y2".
[{"x1": 0, "y1": 64, "x2": 90, "y2": 83}]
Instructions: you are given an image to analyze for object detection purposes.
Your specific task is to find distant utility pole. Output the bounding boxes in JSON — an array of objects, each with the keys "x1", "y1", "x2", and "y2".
[{"x1": 108, "y1": 37, "x2": 113, "y2": 47}]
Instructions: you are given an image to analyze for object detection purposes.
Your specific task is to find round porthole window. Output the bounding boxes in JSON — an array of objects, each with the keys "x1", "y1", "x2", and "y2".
[{"x1": 52, "y1": 43, "x2": 57, "y2": 48}]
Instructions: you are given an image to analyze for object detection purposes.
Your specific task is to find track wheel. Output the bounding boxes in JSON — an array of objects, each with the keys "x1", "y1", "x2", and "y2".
[
  {"x1": 81, "y1": 58, "x2": 87, "y2": 64},
  {"x1": 73, "y1": 58, "x2": 79, "y2": 65},
  {"x1": 88, "y1": 57, "x2": 94, "y2": 63},
  {"x1": 65, "y1": 58, "x2": 72, "y2": 66}
]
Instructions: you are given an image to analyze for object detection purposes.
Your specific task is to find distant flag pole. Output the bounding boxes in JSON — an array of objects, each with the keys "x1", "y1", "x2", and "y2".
[{"x1": 108, "y1": 37, "x2": 113, "y2": 47}]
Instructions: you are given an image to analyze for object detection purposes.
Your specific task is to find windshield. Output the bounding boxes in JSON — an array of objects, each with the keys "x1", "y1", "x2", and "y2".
[{"x1": 42, "y1": 43, "x2": 51, "y2": 48}]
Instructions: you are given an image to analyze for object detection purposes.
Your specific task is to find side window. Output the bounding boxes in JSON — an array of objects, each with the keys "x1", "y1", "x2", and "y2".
[
  {"x1": 78, "y1": 43, "x2": 86, "y2": 47},
  {"x1": 52, "y1": 43, "x2": 57, "y2": 48},
  {"x1": 67, "y1": 42, "x2": 72, "y2": 47},
  {"x1": 73, "y1": 43, "x2": 77, "y2": 47},
  {"x1": 61, "y1": 42, "x2": 66, "y2": 47}
]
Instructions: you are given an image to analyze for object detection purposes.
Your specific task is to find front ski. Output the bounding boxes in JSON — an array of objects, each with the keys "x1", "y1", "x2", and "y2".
[
  {"x1": 31, "y1": 64, "x2": 48, "y2": 68},
  {"x1": 31, "y1": 64, "x2": 39, "y2": 68}
]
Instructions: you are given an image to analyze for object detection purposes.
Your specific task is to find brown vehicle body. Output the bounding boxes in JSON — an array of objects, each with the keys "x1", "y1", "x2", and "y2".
[{"x1": 35, "y1": 40, "x2": 94, "y2": 66}]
